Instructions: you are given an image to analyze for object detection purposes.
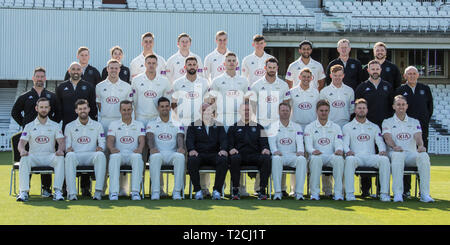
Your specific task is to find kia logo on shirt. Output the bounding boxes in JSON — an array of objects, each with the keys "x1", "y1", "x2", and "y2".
[
  {"x1": 158, "y1": 133, "x2": 173, "y2": 141},
  {"x1": 144, "y1": 90, "x2": 157, "y2": 98},
  {"x1": 318, "y1": 138, "x2": 330, "y2": 146},
  {"x1": 106, "y1": 96, "x2": 120, "y2": 104},
  {"x1": 120, "y1": 136, "x2": 134, "y2": 144},
  {"x1": 332, "y1": 100, "x2": 345, "y2": 108},
  {"x1": 226, "y1": 90, "x2": 240, "y2": 97},
  {"x1": 77, "y1": 136, "x2": 91, "y2": 144},
  {"x1": 279, "y1": 138, "x2": 293, "y2": 145},
  {"x1": 266, "y1": 95, "x2": 278, "y2": 103},
  {"x1": 217, "y1": 65, "x2": 226, "y2": 72},
  {"x1": 357, "y1": 134, "x2": 370, "y2": 142},
  {"x1": 298, "y1": 102, "x2": 312, "y2": 110},
  {"x1": 185, "y1": 91, "x2": 199, "y2": 99},
  {"x1": 35, "y1": 136, "x2": 50, "y2": 144},
  {"x1": 179, "y1": 68, "x2": 186, "y2": 75},
  {"x1": 254, "y1": 69, "x2": 265, "y2": 76},
  {"x1": 396, "y1": 133, "x2": 411, "y2": 141}
]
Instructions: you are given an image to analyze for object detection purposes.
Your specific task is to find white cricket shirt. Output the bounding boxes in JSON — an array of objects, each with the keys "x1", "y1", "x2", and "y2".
[
  {"x1": 382, "y1": 114, "x2": 422, "y2": 153},
  {"x1": 96, "y1": 79, "x2": 133, "y2": 119},
  {"x1": 64, "y1": 117, "x2": 106, "y2": 152},
  {"x1": 342, "y1": 118, "x2": 386, "y2": 154},
  {"x1": 304, "y1": 120, "x2": 343, "y2": 155},
  {"x1": 107, "y1": 119, "x2": 145, "y2": 152},
  {"x1": 285, "y1": 58, "x2": 325, "y2": 90},
  {"x1": 319, "y1": 83, "x2": 355, "y2": 127},
  {"x1": 241, "y1": 52, "x2": 274, "y2": 86},
  {"x1": 20, "y1": 118, "x2": 64, "y2": 154},
  {"x1": 146, "y1": 117, "x2": 185, "y2": 152}
]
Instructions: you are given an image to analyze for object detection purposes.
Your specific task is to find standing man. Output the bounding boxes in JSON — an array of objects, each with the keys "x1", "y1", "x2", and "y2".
[
  {"x1": 343, "y1": 98, "x2": 391, "y2": 202},
  {"x1": 16, "y1": 98, "x2": 65, "y2": 202},
  {"x1": 319, "y1": 64, "x2": 355, "y2": 128},
  {"x1": 204, "y1": 31, "x2": 240, "y2": 83},
  {"x1": 11, "y1": 67, "x2": 61, "y2": 197},
  {"x1": 285, "y1": 40, "x2": 326, "y2": 90},
  {"x1": 304, "y1": 99, "x2": 345, "y2": 201},
  {"x1": 241, "y1": 34, "x2": 274, "y2": 86},
  {"x1": 355, "y1": 60, "x2": 394, "y2": 197},
  {"x1": 268, "y1": 103, "x2": 307, "y2": 200},
  {"x1": 64, "y1": 99, "x2": 107, "y2": 201},
  {"x1": 166, "y1": 33, "x2": 204, "y2": 84},
  {"x1": 130, "y1": 32, "x2": 167, "y2": 79},
  {"x1": 228, "y1": 101, "x2": 271, "y2": 200},
  {"x1": 57, "y1": 62, "x2": 97, "y2": 196},
  {"x1": 325, "y1": 39, "x2": 363, "y2": 91},
  {"x1": 101, "y1": 46, "x2": 131, "y2": 83},
  {"x1": 382, "y1": 95, "x2": 434, "y2": 203},
  {"x1": 64, "y1": 47, "x2": 102, "y2": 87},
  {"x1": 146, "y1": 97, "x2": 186, "y2": 200},
  {"x1": 107, "y1": 100, "x2": 145, "y2": 201},
  {"x1": 186, "y1": 103, "x2": 228, "y2": 200}
]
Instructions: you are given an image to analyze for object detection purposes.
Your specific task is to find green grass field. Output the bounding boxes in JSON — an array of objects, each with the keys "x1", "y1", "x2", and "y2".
[{"x1": 1, "y1": 151, "x2": 449, "y2": 225}]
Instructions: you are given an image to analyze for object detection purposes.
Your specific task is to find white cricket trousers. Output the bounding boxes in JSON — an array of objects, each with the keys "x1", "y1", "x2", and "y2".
[
  {"x1": 19, "y1": 153, "x2": 65, "y2": 192},
  {"x1": 149, "y1": 151, "x2": 185, "y2": 194},
  {"x1": 390, "y1": 151, "x2": 431, "y2": 196},
  {"x1": 272, "y1": 154, "x2": 307, "y2": 195},
  {"x1": 309, "y1": 154, "x2": 344, "y2": 196},
  {"x1": 109, "y1": 152, "x2": 144, "y2": 194},
  {"x1": 65, "y1": 151, "x2": 107, "y2": 196},
  {"x1": 344, "y1": 154, "x2": 390, "y2": 195}
]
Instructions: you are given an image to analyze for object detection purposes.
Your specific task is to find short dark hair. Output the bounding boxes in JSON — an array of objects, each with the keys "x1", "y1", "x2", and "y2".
[
  {"x1": 299, "y1": 40, "x2": 313, "y2": 49},
  {"x1": 36, "y1": 97, "x2": 49, "y2": 106},
  {"x1": 265, "y1": 57, "x2": 279, "y2": 66},
  {"x1": 316, "y1": 99, "x2": 330, "y2": 110},
  {"x1": 185, "y1": 56, "x2": 198, "y2": 64},
  {"x1": 253, "y1": 34, "x2": 265, "y2": 42},
  {"x1": 119, "y1": 100, "x2": 133, "y2": 108},
  {"x1": 330, "y1": 64, "x2": 344, "y2": 73},
  {"x1": 368, "y1": 60, "x2": 381, "y2": 68},
  {"x1": 145, "y1": 54, "x2": 158, "y2": 62},
  {"x1": 34, "y1": 66, "x2": 46, "y2": 75},
  {"x1": 141, "y1": 32, "x2": 154, "y2": 40},
  {"x1": 177, "y1": 33, "x2": 192, "y2": 42},
  {"x1": 157, "y1": 97, "x2": 171, "y2": 106},
  {"x1": 74, "y1": 99, "x2": 89, "y2": 109},
  {"x1": 279, "y1": 102, "x2": 291, "y2": 110},
  {"x1": 225, "y1": 52, "x2": 237, "y2": 58},
  {"x1": 393, "y1": 95, "x2": 408, "y2": 104}
]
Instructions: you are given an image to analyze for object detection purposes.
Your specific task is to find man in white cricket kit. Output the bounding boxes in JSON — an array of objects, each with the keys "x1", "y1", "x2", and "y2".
[
  {"x1": 343, "y1": 98, "x2": 391, "y2": 202},
  {"x1": 304, "y1": 99, "x2": 345, "y2": 200},
  {"x1": 172, "y1": 56, "x2": 210, "y2": 126},
  {"x1": 64, "y1": 99, "x2": 107, "y2": 201},
  {"x1": 319, "y1": 64, "x2": 355, "y2": 128},
  {"x1": 147, "y1": 97, "x2": 186, "y2": 200},
  {"x1": 107, "y1": 100, "x2": 145, "y2": 201},
  {"x1": 204, "y1": 31, "x2": 240, "y2": 84},
  {"x1": 241, "y1": 34, "x2": 274, "y2": 86},
  {"x1": 16, "y1": 98, "x2": 65, "y2": 202},
  {"x1": 130, "y1": 32, "x2": 167, "y2": 79},
  {"x1": 382, "y1": 95, "x2": 434, "y2": 203},
  {"x1": 166, "y1": 33, "x2": 204, "y2": 84},
  {"x1": 269, "y1": 103, "x2": 307, "y2": 200},
  {"x1": 285, "y1": 40, "x2": 326, "y2": 90}
]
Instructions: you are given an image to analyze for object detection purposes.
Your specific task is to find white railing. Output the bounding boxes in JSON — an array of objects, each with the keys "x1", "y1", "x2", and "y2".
[
  {"x1": 0, "y1": 129, "x2": 18, "y2": 151},
  {"x1": 428, "y1": 135, "x2": 450, "y2": 154}
]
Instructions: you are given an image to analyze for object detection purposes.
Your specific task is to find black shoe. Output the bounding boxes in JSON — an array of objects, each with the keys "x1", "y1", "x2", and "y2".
[
  {"x1": 282, "y1": 191, "x2": 289, "y2": 198},
  {"x1": 258, "y1": 191, "x2": 267, "y2": 200},
  {"x1": 403, "y1": 191, "x2": 411, "y2": 199},
  {"x1": 81, "y1": 188, "x2": 91, "y2": 197},
  {"x1": 232, "y1": 188, "x2": 240, "y2": 200},
  {"x1": 361, "y1": 191, "x2": 370, "y2": 198}
]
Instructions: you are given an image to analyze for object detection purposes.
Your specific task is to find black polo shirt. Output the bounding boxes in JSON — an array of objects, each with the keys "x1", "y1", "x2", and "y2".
[
  {"x1": 395, "y1": 83, "x2": 433, "y2": 124},
  {"x1": 64, "y1": 64, "x2": 102, "y2": 87},
  {"x1": 11, "y1": 88, "x2": 61, "y2": 127},
  {"x1": 326, "y1": 57, "x2": 363, "y2": 91},
  {"x1": 101, "y1": 65, "x2": 131, "y2": 84}
]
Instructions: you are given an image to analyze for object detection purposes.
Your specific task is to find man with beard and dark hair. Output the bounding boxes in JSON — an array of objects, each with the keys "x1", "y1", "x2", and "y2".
[
  {"x1": 56, "y1": 62, "x2": 97, "y2": 197},
  {"x1": 354, "y1": 59, "x2": 394, "y2": 197},
  {"x1": 11, "y1": 67, "x2": 61, "y2": 198}
]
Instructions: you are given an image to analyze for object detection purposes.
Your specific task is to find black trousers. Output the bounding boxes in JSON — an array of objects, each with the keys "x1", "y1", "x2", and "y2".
[
  {"x1": 229, "y1": 153, "x2": 271, "y2": 191},
  {"x1": 188, "y1": 153, "x2": 228, "y2": 193},
  {"x1": 41, "y1": 174, "x2": 90, "y2": 191}
]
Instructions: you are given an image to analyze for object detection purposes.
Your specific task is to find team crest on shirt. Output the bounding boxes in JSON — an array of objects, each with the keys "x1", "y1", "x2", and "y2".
[
  {"x1": 386, "y1": 67, "x2": 391, "y2": 72},
  {"x1": 158, "y1": 133, "x2": 172, "y2": 141},
  {"x1": 106, "y1": 96, "x2": 120, "y2": 104},
  {"x1": 88, "y1": 70, "x2": 93, "y2": 75},
  {"x1": 279, "y1": 138, "x2": 293, "y2": 145},
  {"x1": 124, "y1": 71, "x2": 128, "y2": 75},
  {"x1": 383, "y1": 86, "x2": 388, "y2": 91},
  {"x1": 252, "y1": 127, "x2": 256, "y2": 132},
  {"x1": 298, "y1": 102, "x2": 312, "y2": 110},
  {"x1": 318, "y1": 138, "x2": 330, "y2": 146},
  {"x1": 357, "y1": 134, "x2": 370, "y2": 142},
  {"x1": 46, "y1": 94, "x2": 51, "y2": 99},
  {"x1": 77, "y1": 136, "x2": 91, "y2": 144},
  {"x1": 35, "y1": 136, "x2": 50, "y2": 144},
  {"x1": 396, "y1": 133, "x2": 411, "y2": 140},
  {"x1": 350, "y1": 64, "x2": 355, "y2": 69},
  {"x1": 420, "y1": 90, "x2": 425, "y2": 95},
  {"x1": 120, "y1": 136, "x2": 134, "y2": 144},
  {"x1": 144, "y1": 90, "x2": 157, "y2": 98},
  {"x1": 82, "y1": 86, "x2": 87, "y2": 90},
  {"x1": 332, "y1": 100, "x2": 345, "y2": 108}
]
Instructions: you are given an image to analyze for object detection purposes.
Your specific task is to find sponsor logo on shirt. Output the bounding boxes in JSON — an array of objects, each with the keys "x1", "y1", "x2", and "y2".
[
  {"x1": 106, "y1": 96, "x2": 120, "y2": 104},
  {"x1": 254, "y1": 69, "x2": 265, "y2": 76},
  {"x1": 120, "y1": 136, "x2": 134, "y2": 144},
  {"x1": 396, "y1": 133, "x2": 411, "y2": 141},
  {"x1": 266, "y1": 95, "x2": 278, "y2": 103},
  {"x1": 357, "y1": 134, "x2": 370, "y2": 142},
  {"x1": 158, "y1": 133, "x2": 173, "y2": 141},
  {"x1": 318, "y1": 138, "x2": 330, "y2": 146},
  {"x1": 226, "y1": 90, "x2": 240, "y2": 97},
  {"x1": 77, "y1": 136, "x2": 91, "y2": 144},
  {"x1": 332, "y1": 100, "x2": 346, "y2": 108},
  {"x1": 298, "y1": 102, "x2": 312, "y2": 110},
  {"x1": 179, "y1": 68, "x2": 186, "y2": 75},
  {"x1": 279, "y1": 138, "x2": 293, "y2": 145},
  {"x1": 217, "y1": 65, "x2": 225, "y2": 72},
  {"x1": 35, "y1": 136, "x2": 50, "y2": 144},
  {"x1": 185, "y1": 91, "x2": 200, "y2": 99},
  {"x1": 144, "y1": 90, "x2": 158, "y2": 98}
]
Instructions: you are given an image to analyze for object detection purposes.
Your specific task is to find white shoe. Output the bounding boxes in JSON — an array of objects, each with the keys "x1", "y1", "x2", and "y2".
[
  {"x1": 310, "y1": 194, "x2": 320, "y2": 200},
  {"x1": 195, "y1": 191, "x2": 203, "y2": 200},
  {"x1": 345, "y1": 194, "x2": 356, "y2": 201},
  {"x1": 333, "y1": 195, "x2": 344, "y2": 201},
  {"x1": 212, "y1": 190, "x2": 221, "y2": 200},
  {"x1": 393, "y1": 194, "x2": 403, "y2": 202},
  {"x1": 68, "y1": 194, "x2": 78, "y2": 201},
  {"x1": 172, "y1": 191, "x2": 182, "y2": 200},
  {"x1": 109, "y1": 193, "x2": 119, "y2": 201},
  {"x1": 380, "y1": 194, "x2": 390, "y2": 202},
  {"x1": 119, "y1": 189, "x2": 128, "y2": 197},
  {"x1": 420, "y1": 195, "x2": 435, "y2": 203},
  {"x1": 93, "y1": 191, "x2": 102, "y2": 200},
  {"x1": 53, "y1": 190, "x2": 64, "y2": 201},
  {"x1": 131, "y1": 192, "x2": 141, "y2": 201},
  {"x1": 151, "y1": 192, "x2": 160, "y2": 200},
  {"x1": 273, "y1": 193, "x2": 282, "y2": 200},
  {"x1": 16, "y1": 191, "x2": 29, "y2": 202}
]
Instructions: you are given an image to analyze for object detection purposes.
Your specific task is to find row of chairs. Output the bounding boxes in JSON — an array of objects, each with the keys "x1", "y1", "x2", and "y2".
[{"x1": 9, "y1": 133, "x2": 420, "y2": 200}]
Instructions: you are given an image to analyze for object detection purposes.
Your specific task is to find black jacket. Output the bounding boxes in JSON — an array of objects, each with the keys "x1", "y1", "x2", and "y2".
[
  {"x1": 186, "y1": 120, "x2": 227, "y2": 153},
  {"x1": 227, "y1": 121, "x2": 270, "y2": 154},
  {"x1": 11, "y1": 88, "x2": 61, "y2": 127},
  {"x1": 395, "y1": 83, "x2": 433, "y2": 124},
  {"x1": 64, "y1": 64, "x2": 102, "y2": 87},
  {"x1": 362, "y1": 60, "x2": 402, "y2": 90},
  {"x1": 326, "y1": 58, "x2": 363, "y2": 91}
]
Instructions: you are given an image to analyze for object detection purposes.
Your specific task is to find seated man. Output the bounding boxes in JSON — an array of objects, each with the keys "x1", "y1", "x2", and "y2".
[
  {"x1": 382, "y1": 95, "x2": 434, "y2": 203},
  {"x1": 268, "y1": 102, "x2": 307, "y2": 200},
  {"x1": 64, "y1": 99, "x2": 107, "y2": 201},
  {"x1": 228, "y1": 101, "x2": 271, "y2": 200},
  {"x1": 304, "y1": 99, "x2": 345, "y2": 201},
  {"x1": 107, "y1": 100, "x2": 145, "y2": 201},
  {"x1": 17, "y1": 97, "x2": 65, "y2": 202},
  {"x1": 187, "y1": 103, "x2": 228, "y2": 200},
  {"x1": 343, "y1": 98, "x2": 390, "y2": 202},
  {"x1": 147, "y1": 97, "x2": 186, "y2": 200}
]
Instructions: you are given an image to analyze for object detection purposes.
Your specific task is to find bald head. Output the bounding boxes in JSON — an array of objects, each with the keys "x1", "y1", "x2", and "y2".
[{"x1": 68, "y1": 62, "x2": 82, "y2": 81}]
